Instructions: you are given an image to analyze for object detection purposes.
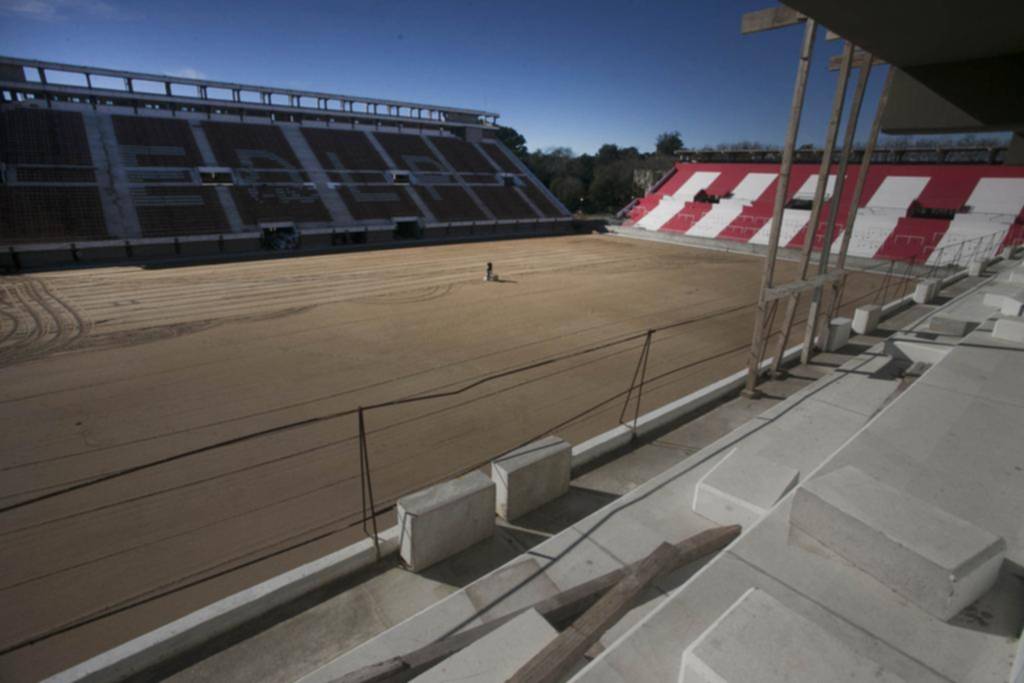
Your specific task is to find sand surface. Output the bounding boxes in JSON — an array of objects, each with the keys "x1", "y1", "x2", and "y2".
[{"x1": 0, "y1": 234, "x2": 901, "y2": 680}]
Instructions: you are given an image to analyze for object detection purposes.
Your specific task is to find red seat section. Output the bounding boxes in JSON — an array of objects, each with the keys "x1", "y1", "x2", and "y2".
[
  {"x1": 472, "y1": 185, "x2": 540, "y2": 219},
  {"x1": 0, "y1": 109, "x2": 108, "y2": 243},
  {"x1": 300, "y1": 128, "x2": 389, "y2": 173},
  {"x1": 876, "y1": 218, "x2": 952, "y2": 262},
  {"x1": 113, "y1": 116, "x2": 229, "y2": 236},
  {"x1": 412, "y1": 185, "x2": 486, "y2": 222},
  {"x1": 478, "y1": 143, "x2": 520, "y2": 173},
  {"x1": 625, "y1": 162, "x2": 1024, "y2": 262},
  {"x1": 336, "y1": 185, "x2": 424, "y2": 221},
  {"x1": 430, "y1": 137, "x2": 495, "y2": 174}
]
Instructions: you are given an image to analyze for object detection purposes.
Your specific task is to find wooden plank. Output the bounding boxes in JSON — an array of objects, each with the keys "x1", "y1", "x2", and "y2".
[
  {"x1": 763, "y1": 270, "x2": 846, "y2": 301},
  {"x1": 335, "y1": 525, "x2": 740, "y2": 683},
  {"x1": 508, "y1": 542, "x2": 682, "y2": 683},
  {"x1": 744, "y1": 18, "x2": 817, "y2": 396},
  {"x1": 828, "y1": 51, "x2": 885, "y2": 71},
  {"x1": 740, "y1": 6, "x2": 805, "y2": 34}
]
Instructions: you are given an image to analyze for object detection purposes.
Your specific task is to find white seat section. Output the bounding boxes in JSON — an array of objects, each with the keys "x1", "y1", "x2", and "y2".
[
  {"x1": 865, "y1": 176, "x2": 931, "y2": 211},
  {"x1": 831, "y1": 176, "x2": 931, "y2": 258},
  {"x1": 637, "y1": 171, "x2": 721, "y2": 231},
  {"x1": 926, "y1": 178, "x2": 1024, "y2": 264},
  {"x1": 748, "y1": 175, "x2": 834, "y2": 246},
  {"x1": 687, "y1": 173, "x2": 776, "y2": 239}
]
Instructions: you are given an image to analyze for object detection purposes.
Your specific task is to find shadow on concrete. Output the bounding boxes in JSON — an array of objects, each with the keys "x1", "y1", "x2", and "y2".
[
  {"x1": 418, "y1": 526, "x2": 549, "y2": 589},
  {"x1": 514, "y1": 487, "x2": 620, "y2": 535},
  {"x1": 128, "y1": 557, "x2": 404, "y2": 682},
  {"x1": 949, "y1": 562, "x2": 1024, "y2": 638}
]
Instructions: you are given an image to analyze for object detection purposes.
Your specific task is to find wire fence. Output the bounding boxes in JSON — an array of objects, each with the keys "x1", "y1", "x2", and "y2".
[{"x1": 0, "y1": 237, "x2": 1007, "y2": 656}]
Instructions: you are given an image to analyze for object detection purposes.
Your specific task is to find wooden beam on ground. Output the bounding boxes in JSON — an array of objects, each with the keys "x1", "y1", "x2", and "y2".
[
  {"x1": 334, "y1": 526, "x2": 741, "y2": 683},
  {"x1": 740, "y1": 6, "x2": 805, "y2": 34},
  {"x1": 508, "y1": 539, "x2": 698, "y2": 683}
]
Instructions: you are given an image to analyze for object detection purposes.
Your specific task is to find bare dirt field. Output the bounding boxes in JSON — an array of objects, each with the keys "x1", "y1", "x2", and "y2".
[{"x1": 0, "y1": 234, "x2": 903, "y2": 680}]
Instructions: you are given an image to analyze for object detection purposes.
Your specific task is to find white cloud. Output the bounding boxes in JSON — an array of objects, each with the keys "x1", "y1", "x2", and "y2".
[
  {"x1": 165, "y1": 67, "x2": 208, "y2": 80},
  {"x1": 0, "y1": 0, "x2": 121, "y2": 21}
]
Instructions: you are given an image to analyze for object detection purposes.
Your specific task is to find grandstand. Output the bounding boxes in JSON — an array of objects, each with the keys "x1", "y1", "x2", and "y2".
[
  {"x1": 625, "y1": 162, "x2": 1024, "y2": 264},
  {"x1": 0, "y1": 56, "x2": 570, "y2": 268}
]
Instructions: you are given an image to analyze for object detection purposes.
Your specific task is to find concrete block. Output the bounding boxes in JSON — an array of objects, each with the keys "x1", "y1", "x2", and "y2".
[
  {"x1": 397, "y1": 471, "x2": 496, "y2": 572},
  {"x1": 928, "y1": 316, "x2": 970, "y2": 336},
  {"x1": 967, "y1": 259, "x2": 986, "y2": 277},
  {"x1": 851, "y1": 305, "x2": 881, "y2": 335},
  {"x1": 791, "y1": 466, "x2": 1005, "y2": 620},
  {"x1": 912, "y1": 279, "x2": 938, "y2": 304},
  {"x1": 993, "y1": 316, "x2": 1024, "y2": 343},
  {"x1": 492, "y1": 435, "x2": 571, "y2": 520},
  {"x1": 680, "y1": 588, "x2": 905, "y2": 683},
  {"x1": 982, "y1": 286, "x2": 1024, "y2": 309},
  {"x1": 693, "y1": 450, "x2": 799, "y2": 529},
  {"x1": 413, "y1": 608, "x2": 556, "y2": 683},
  {"x1": 1000, "y1": 298, "x2": 1024, "y2": 316},
  {"x1": 821, "y1": 317, "x2": 851, "y2": 351}
]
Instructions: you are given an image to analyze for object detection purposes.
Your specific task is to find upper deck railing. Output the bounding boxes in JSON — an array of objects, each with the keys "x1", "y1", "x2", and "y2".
[{"x1": 0, "y1": 55, "x2": 500, "y2": 128}]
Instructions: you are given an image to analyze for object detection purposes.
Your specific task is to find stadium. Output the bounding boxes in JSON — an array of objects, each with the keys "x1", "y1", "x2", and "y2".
[{"x1": 1, "y1": 2, "x2": 1023, "y2": 682}]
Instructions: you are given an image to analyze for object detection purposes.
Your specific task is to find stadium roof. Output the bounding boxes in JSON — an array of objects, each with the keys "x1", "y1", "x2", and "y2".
[{"x1": 784, "y1": 0, "x2": 1024, "y2": 135}]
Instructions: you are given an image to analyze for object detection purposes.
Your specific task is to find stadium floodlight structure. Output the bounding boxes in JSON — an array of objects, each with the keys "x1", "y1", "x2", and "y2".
[
  {"x1": 739, "y1": 7, "x2": 887, "y2": 395},
  {"x1": 0, "y1": 56, "x2": 500, "y2": 129}
]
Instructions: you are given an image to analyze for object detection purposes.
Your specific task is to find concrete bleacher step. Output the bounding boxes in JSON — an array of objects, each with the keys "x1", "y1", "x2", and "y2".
[
  {"x1": 982, "y1": 285, "x2": 1024, "y2": 315},
  {"x1": 692, "y1": 449, "x2": 798, "y2": 528},
  {"x1": 790, "y1": 466, "x2": 1005, "y2": 620},
  {"x1": 412, "y1": 608, "x2": 556, "y2": 683},
  {"x1": 680, "y1": 588, "x2": 905, "y2": 683},
  {"x1": 993, "y1": 316, "x2": 1024, "y2": 343}
]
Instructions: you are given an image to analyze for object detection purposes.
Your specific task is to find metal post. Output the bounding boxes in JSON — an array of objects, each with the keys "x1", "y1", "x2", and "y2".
[
  {"x1": 825, "y1": 67, "x2": 895, "y2": 325},
  {"x1": 743, "y1": 18, "x2": 817, "y2": 397},
  {"x1": 803, "y1": 48, "x2": 872, "y2": 359},
  {"x1": 357, "y1": 407, "x2": 381, "y2": 559},
  {"x1": 769, "y1": 40, "x2": 854, "y2": 376}
]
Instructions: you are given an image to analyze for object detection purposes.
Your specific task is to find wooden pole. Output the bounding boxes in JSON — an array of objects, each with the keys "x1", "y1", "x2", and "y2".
[
  {"x1": 825, "y1": 67, "x2": 896, "y2": 325},
  {"x1": 768, "y1": 40, "x2": 854, "y2": 377},
  {"x1": 335, "y1": 526, "x2": 740, "y2": 683},
  {"x1": 743, "y1": 18, "x2": 816, "y2": 397},
  {"x1": 801, "y1": 50, "x2": 873, "y2": 361}
]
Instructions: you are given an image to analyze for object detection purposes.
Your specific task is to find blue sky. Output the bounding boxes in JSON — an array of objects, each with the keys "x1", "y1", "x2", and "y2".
[{"x1": 1, "y1": 0, "x2": 897, "y2": 154}]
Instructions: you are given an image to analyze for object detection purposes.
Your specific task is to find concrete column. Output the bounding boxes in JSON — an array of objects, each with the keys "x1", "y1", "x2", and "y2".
[
  {"x1": 280, "y1": 125, "x2": 354, "y2": 225},
  {"x1": 364, "y1": 131, "x2": 437, "y2": 222},
  {"x1": 190, "y1": 122, "x2": 245, "y2": 233},
  {"x1": 82, "y1": 109, "x2": 141, "y2": 238},
  {"x1": 421, "y1": 135, "x2": 496, "y2": 221}
]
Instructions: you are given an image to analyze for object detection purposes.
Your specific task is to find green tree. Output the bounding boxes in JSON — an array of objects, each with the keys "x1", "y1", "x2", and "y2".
[
  {"x1": 495, "y1": 126, "x2": 528, "y2": 160},
  {"x1": 551, "y1": 176, "x2": 586, "y2": 211},
  {"x1": 655, "y1": 131, "x2": 684, "y2": 156}
]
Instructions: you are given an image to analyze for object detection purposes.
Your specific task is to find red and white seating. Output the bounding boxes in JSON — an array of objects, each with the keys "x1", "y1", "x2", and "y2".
[{"x1": 626, "y1": 163, "x2": 1024, "y2": 263}]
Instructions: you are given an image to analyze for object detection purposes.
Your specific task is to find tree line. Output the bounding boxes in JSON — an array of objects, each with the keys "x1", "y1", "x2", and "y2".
[{"x1": 496, "y1": 128, "x2": 683, "y2": 214}]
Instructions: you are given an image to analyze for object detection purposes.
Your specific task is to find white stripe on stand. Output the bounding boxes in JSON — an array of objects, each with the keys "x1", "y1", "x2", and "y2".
[{"x1": 636, "y1": 171, "x2": 720, "y2": 231}]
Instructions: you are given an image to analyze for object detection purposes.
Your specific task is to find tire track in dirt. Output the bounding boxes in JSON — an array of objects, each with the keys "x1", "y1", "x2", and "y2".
[{"x1": 0, "y1": 279, "x2": 89, "y2": 368}]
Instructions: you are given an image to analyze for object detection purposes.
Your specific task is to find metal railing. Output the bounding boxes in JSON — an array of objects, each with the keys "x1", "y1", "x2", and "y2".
[{"x1": 0, "y1": 55, "x2": 500, "y2": 127}]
